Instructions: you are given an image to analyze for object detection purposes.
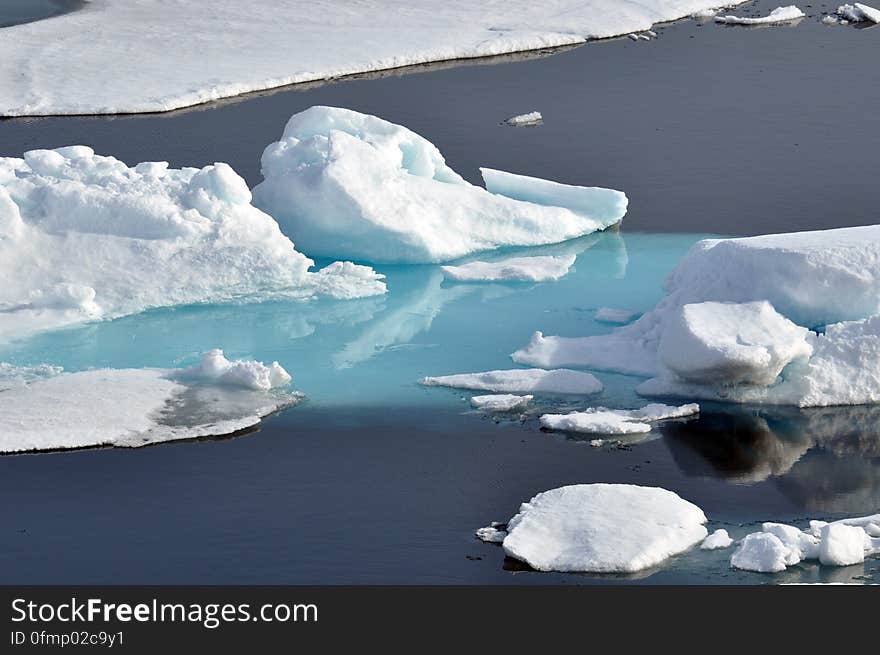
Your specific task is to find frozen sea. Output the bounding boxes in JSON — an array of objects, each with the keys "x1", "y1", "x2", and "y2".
[{"x1": 0, "y1": 0, "x2": 878, "y2": 583}]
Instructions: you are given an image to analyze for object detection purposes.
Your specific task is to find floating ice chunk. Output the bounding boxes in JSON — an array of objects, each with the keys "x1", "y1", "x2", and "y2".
[
  {"x1": 503, "y1": 111, "x2": 543, "y2": 126},
  {"x1": 715, "y1": 5, "x2": 805, "y2": 24},
  {"x1": 819, "y1": 524, "x2": 866, "y2": 566},
  {"x1": 179, "y1": 349, "x2": 292, "y2": 391},
  {"x1": 837, "y1": 3, "x2": 880, "y2": 22},
  {"x1": 252, "y1": 107, "x2": 627, "y2": 263},
  {"x1": 0, "y1": 354, "x2": 299, "y2": 453},
  {"x1": 0, "y1": 147, "x2": 385, "y2": 341},
  {"x1": 731, "y1": 533, "x2": 789, "y2": 573},
  {"x1": 470, "y1": 394, "x2": 533, "y2": 412},
  {"x1": 595, "y1": 307, "x2": 640, "y2": 324},
  {"x1": 761, "y1": 522, "x2": 820, "y2": 563},
  {"x1": 657, "y1": 301, "x2": 814, "y2": 386},
  {"x1": 539, "y1": 403, "x2": 698, "y2": 435},
  {"x1": 476, "y1": 526, "x2": 508, "y2": 543},
  {"x1": 822, "y1": 14, "x2": 840, "y2": 23},
  {"x1": 420, "y1": 368, "x2": 602, "y2": 394},
  {"x1": 494, "y1": 484, "x2": 707, "y2": 573},
  {"x1": 441, "y1": 254, "x2": 576, "y2": 282},
  {"x1": 701, "y1": 529, "x2": 734, "y2": 550},
  {"x1": 590, "y1": 439, "x2": 605, "y2": 447}
]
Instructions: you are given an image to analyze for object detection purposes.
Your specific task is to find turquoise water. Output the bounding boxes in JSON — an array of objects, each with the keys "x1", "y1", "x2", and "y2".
[{"x1": 0, "y1": 232, "x2": 699, "y2": 411}]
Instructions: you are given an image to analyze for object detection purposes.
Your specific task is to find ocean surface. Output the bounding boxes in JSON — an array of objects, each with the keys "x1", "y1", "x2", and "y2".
[{"x1": 0, "y1": 0, "x2": 878, "y2": 583}]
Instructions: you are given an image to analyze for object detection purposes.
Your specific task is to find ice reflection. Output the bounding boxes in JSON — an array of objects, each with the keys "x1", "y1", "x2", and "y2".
[{"x1": 663, "y1": 405, "x2": 880, "y2": 514}]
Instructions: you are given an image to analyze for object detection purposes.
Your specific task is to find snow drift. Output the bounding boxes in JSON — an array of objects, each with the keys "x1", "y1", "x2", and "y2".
[
  {"x1": 253, "y1": 107, "x2": 627, "y2": 263},
  {"x1": 0, "y1": 0, "x2": 747, "y2": 116},
  {"x1": 0, "y1": 350, "x2": 299, "y2": 453},
  {"x1": 513, "y1": 226, "x2": 880, "y2": 407},
  {"x1": 0, "y1": 146, "x2": 385, "y2": 341}
]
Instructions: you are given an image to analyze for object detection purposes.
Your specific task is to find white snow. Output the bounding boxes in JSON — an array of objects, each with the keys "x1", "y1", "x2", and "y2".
[
  {"x1": 701, "y1": 529, "x2": 734, "y2": 550},
  {"x1": 493, "y1": 484, "x2": 707, "y2": 573},
  {"x1": 731, "y1": 514, "x2": 880, "y2": 573},
  {"x1": 0, "y1": 351, "x2": 299, "y2": 453},
  {"x1": 470, "y1": 394, "x2": 533, "y2": 412},
  {"x1": 539, "y1": 402, "x2": 698, "y2": 434},
  {"x1": 595, "y1": 307, "x2": 640, "y2": 324},
  {"x1": 476, "y1": 526, "x2": 508, "y2": 543},
  {"x1": 837, "y1": 3, "x2": 880, "y2": 22},
  {"x1": 441, "y1": 255, "x2": 576, "y2": 282},
  {"x1": 504, "y1": 111, "x2": 543, "y2": 126},
  {"x1": 420, "y1": 368, "x2": 603, "y2": 394},
  {"x1": 0, "y1": 1, "x2": 748, "y2": 117},
  {"x1": 715, "y1": 5, "x2": 805, "y2": 25},
  {"x1": 0, "y1": 146, "x2": 385, "y2": 342},
  {"x1": 252, "y1": 107, "x2": 627, "y2": 263},
  {"x1": 514, "y1": 226, "x2": 880, "y2": 407}
]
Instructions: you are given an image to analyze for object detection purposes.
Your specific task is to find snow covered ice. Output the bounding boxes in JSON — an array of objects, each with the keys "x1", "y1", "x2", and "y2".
[
  {"x1": 0, "y1": 1, "x2": 747, "y2": 116},
  {"x1": 441, "y1": 255, "x2": 576, "y2": 282},
  {"x1": 730, "y1": 514, "x2": 880, "y2": 573},
  {"x1": 0, "y1": 351, "x2": 299, "y2": 453},
  {"x1": 482, "y1": 484, "x2": 707, "y2": 573},
  {"x1": 836, "y1": 3, "x2": 880, "y2": 22},
  {"x1": 253, "y1": 107, "x2": 627, "y2": 263},
  {"x1": 701, "y1": 529, "x2": 734, "y2": 550},
  {"x1": 513, "y1": 226, "x2": 880, "y2": 407},
  {"x1": 503, "y1": 111, "x2": 543, "y2": 126},
  {"x1": 539, "y1": 403, "x2": 699, "y2": 435},
  {"x1": 0, "y1": 146, "x2": 386, "y2": 342},
  {"x1": 420, "y1": 368, "x2": 603, "y2": 394},
  {"x1": 715, "y1": 6, "x2": 805, "y2": 25},
  {"x1": 470, "y1": 394, "x2": 533, "y2": 412}
]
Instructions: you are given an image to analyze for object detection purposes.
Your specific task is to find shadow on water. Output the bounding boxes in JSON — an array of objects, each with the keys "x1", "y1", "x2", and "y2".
[
  {"x1": 663, "y1": 404, "x2": 880, "y2": 515},
  {"x1": 0, "y1": 0, "x2": 85, "y2": 28}
]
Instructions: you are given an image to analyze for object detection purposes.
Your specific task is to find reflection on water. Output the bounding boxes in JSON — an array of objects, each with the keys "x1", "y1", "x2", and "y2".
[{"x1": 663, "y1": 405, "x2": 880, "y2": 515}]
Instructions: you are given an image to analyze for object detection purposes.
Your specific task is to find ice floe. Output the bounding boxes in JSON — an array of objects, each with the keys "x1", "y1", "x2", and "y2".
[
  {"x1": 0, "y1": 351, "x2": 299, "y2": 453},
  {"x1": 539, "y1": 403, "x2": 699, "y2": 435},
  {"x1": 0, "y1": 146, "x2": 385, "y2": 341},
  {"x1": 730, "y1": 514, "x2": 880, "y2": 572},
  {"x1": 514, "y1": 226, "x2": 880, "y2": 407},
  {"x1": 836, "y1": 3, "x2": 880, "y2": 22},
  {"x1": 714, "y1": 5, "x2": 805, "y2": 25},
  {"x1": 441, "y1": 255, "x2": 576, "y2": 282},
  {"x1": 701, "y1": 529, "x2": 734, "y2": 550},
  {"x1": 483, "y1": 484, "x2": 707, "y2": 573},
  {"x1": 470, "y1": 394, "x2": 533, "y2": 412},
  {"x1": 0, "y1": 1, "x2": 748, "y2": 116},
  {"x1": 503, "y1": 111, "x2": 543, "y2": 126},
  {"x1": 253, "y1": 107, "x2": 627, "y2": 263},
  {"x1": 419, "y1": 368, "x2": 603, "y2": 394}
]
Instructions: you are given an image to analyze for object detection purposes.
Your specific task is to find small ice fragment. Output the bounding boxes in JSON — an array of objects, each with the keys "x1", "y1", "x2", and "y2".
[
  {"x1": 701, "y1": 529, "x2": 734, "y2": 550},
  {"x1": 420, "y1": 368, "x2": 603, "y2": 394},
  {"x1": 470, "y1": 394, "x2": 533, "y2": 412},
  {"x1": 730, "y1": 533, "x2": 789, "y2": 573},
  {"x1": 503, "y1": 111, "x2": 543, "y2": 126},
  {"x1": 476, "y1": 526, "x2": 507, "y2": 543},
  {"x1": 646, "y1": 30, "x2": 658, "y2": 37},
  {"x1": 819, "y1": 523, "x2": 866, "y2": 566},
  {"x1": 539, "y1": 403, "x2": 698, "y2": 435},
  {"x1": 628, "y1": 33, "x2": 639, "y2": 40},
  {"x1": 589, "y1": 439, "x2": 605, "y2": 447},
  {"x1": 715, "y1": 5, "x2": 806, "y2": 25},
  {"x1": 822, "y1": 14, "x2": 840, "y2": 24}
]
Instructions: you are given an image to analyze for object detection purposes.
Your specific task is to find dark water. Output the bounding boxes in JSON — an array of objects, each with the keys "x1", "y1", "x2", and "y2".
[
  {"x1": 0, "y1": 1, "x2": 878, "y2": 584},
  {"x1": 1, "y1": 1, "x2": 878, "y2": 236},
  {"x1": 0, "y1": 0, "x2": 83, "y2": 28}
]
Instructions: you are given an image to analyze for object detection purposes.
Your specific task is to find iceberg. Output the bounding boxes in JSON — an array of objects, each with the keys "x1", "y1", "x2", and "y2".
[
  {"x1": 252, "y1": 107, "x2": 627, "y2": 263},
  {"x1": 419, "y1": 368, "x2": 603, "y2": 395},
  {"x1": 0, "y1": 146, "x2": 385, "y2": 341},
  {"x1": 730, "y1": 514, "x2": 880, "y2": 573},
  {"x1": 539, "y1": 402, "x2": 699, "y2": 435},
  {"x1": 503, "y1": 111, "x2": 543, "y2": 126},
  {"x1": 837, "y1": 3, "x2": 880, "y2": 22},
  {"x1": 514, "y1": 226, "x2": 880, "y2": 407},
  {"x1": 715, "y1": 5, "x2": 805, "y2": 25},
  {"x1": 482, "y1": 484, "x2": 707, "y2": 573},
  {"x1": 0, "y1": 1, "x2": 747, "y2": 117},
  {"x1": 0, "y1": 350, "x2": 299, "y2": 453},
  {"x1": 441, "y1": 255, "x2": 576, "y2": 282},
  {"x1": 470, "y1": 394, "x2": 533, "y2": 412}
]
